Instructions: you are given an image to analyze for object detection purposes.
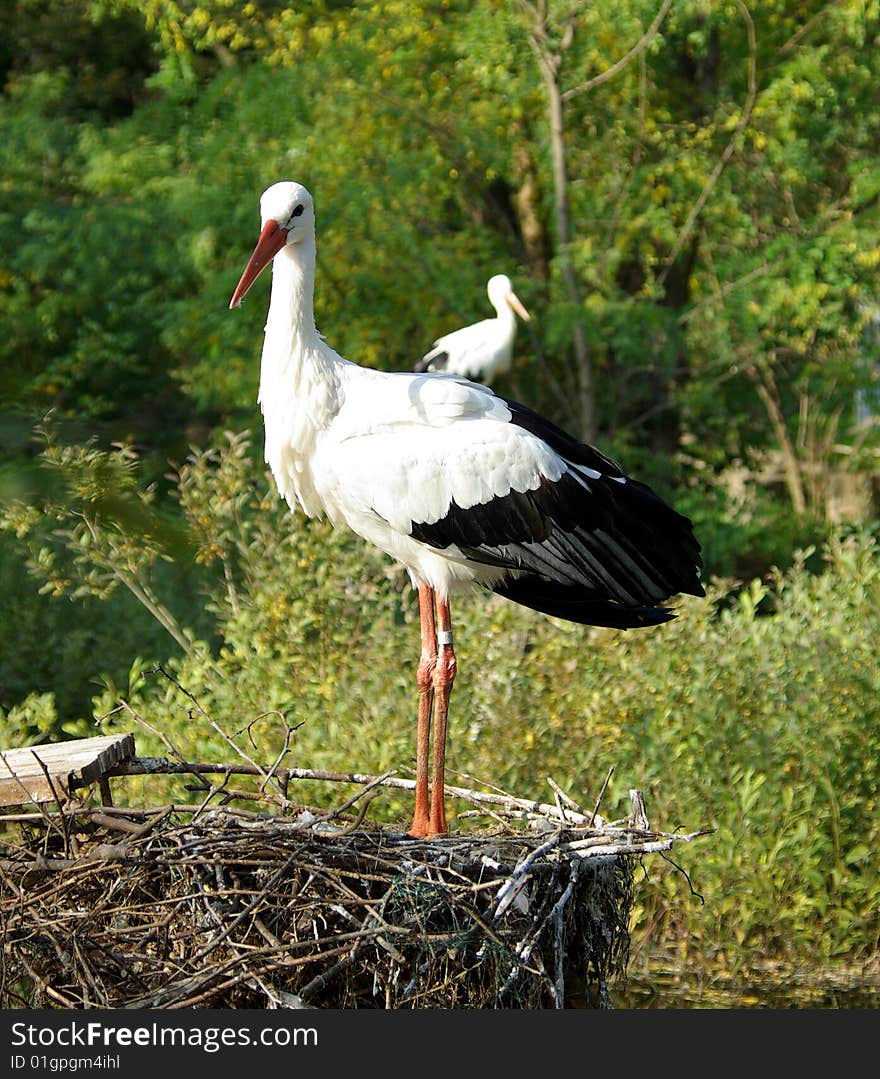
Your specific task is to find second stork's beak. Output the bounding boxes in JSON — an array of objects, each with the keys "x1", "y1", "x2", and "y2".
[
  {"x1": 505, "y1": 289, "x2": 531, "y2": 322},
  {"x1": 229, "y1": 220, "x2": 289, "y2": 309}
]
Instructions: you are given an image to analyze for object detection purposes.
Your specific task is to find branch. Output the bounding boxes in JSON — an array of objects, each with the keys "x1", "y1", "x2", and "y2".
[
  {"x1": 657, "y1": 0, "x2": 758, "y2": 288},
  {"x1": 678, "y1": 260, "x2": 772, "y2": 324},
  {"x1": 600, "y1": 48, "x2": 648, "y2": 264},
  {"x1": 78, "y1": 515, "x2": 194, "y2": 657},
  {"x1": 562, "y1": 0, "x2": 672, "y2": 101},
  {"x1": 778, "y1": 1, "x2": 841, "y2": 55},
  {"x1": 105, "y1": 757, "x2": 608, "y2": 826}
]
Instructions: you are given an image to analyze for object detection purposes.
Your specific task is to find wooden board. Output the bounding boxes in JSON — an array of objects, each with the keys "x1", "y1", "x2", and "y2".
[{"x1": 0, "y1": 733, "x2": 136, "y2": 807}]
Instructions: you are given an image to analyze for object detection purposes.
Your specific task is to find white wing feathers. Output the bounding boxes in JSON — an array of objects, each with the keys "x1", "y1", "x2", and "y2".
[
  {"x1": 314, "y1": 370, "x2": 562, "y2": 536},
  {"x1": 423, "y1": 317, "x2": 514, "y2": 381},
  {"x1": 430, "y1": 319, "x2": 496, "y2": 361}
]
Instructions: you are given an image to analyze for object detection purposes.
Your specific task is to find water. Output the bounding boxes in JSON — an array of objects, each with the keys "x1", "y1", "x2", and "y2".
[{"x1": 612, "y1": 969, "x2": 880, "y2": 1009}]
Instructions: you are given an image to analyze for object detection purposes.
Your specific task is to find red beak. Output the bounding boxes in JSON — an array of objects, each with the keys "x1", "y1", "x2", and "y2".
[
  {"x1": 505, "y1": 289, "x2": 531, "y2": 322},
  {"x1": 229, "y1": 220, "x2": 288, "y2": 309}
]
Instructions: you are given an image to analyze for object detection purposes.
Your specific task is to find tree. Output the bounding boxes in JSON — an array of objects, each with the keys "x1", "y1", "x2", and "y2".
[
  {"x1": 3, "y1": 0, "x2": 879, "y2": 522},
  {"x1": 514, "y1": 0, "x2": 674, "y2": 441}
]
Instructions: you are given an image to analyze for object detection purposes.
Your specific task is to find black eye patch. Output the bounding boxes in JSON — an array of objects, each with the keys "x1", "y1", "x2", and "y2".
[{"x1": 291, "y1": 204, "x2": 305, "y2": 218}]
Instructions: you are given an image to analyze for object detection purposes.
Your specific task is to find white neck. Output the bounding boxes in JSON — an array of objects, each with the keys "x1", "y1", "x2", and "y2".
[
  {"x1": 492, "y1": 298, "x2": 516, "y2": 329},
  {"x1": 258, "y1": 235, "x2": 346, "y2": 513},
  {"x1": 267, "y1": 235, "x2": 317, "y2": 338}
]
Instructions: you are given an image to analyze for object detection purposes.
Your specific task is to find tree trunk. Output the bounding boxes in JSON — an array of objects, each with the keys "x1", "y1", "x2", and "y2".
[
  {"x1": 512, "y1": 133, "x2": 550, "y2": 281},
  {"x1": 746, "y1": 359, "x2": 807, "y2": 516},
  {"x1": 538, "y1": 50, "x2": 596, "y2": 441},
  {"x1": 519, "y1": 0, "x2": 596, "y2": 442}
]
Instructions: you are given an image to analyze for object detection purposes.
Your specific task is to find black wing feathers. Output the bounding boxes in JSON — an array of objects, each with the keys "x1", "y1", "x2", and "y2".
[
  {"x1": 504, "y1": 399, "x2": 626, "y2": 479},
  {"x1": 407, "y1": 394, "x2": 705, "y2": 628},
  {"x1": 413, "y1": 349, "x2": 449, "y2": 374},
  {"x1": 492, "y1": 578, "x2": 676, "y2": 629}
]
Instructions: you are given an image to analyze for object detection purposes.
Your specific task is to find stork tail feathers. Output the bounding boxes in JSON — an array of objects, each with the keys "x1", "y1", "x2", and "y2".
[{"x1": 491, "y1": 576, "x2": 676, "y2": 628}]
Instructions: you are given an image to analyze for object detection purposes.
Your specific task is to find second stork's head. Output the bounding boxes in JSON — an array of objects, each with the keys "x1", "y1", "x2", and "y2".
[{"x1": 486, "y1": 274, "x2": 530, "y2": 323}]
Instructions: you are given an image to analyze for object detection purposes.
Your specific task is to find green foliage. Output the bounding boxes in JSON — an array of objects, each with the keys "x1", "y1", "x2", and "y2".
[
  {"x1": 7, "y1": 430, "x2": 879, "y2": 976},
  {"x1": 623, "y1": 534, "x2": 880, "y2": 970},
  {"x1": 1, "y1": 0, "x2": 157, "y2": 120},
  {"x1": 0, "y1": 422, "x2": 209, "y2": 718},
  {"x1": 0, "y1": 692, "x2": 62, "y2": 749},
  {"x1": 4, "y1": 1, "x2": 879, "y2": 488},
  {"x1": 4, "y1": 0, "x2": 877, "y2": 524},
  {"x1": 674, "y1": 480, "x2": 826, "y2": 580}
]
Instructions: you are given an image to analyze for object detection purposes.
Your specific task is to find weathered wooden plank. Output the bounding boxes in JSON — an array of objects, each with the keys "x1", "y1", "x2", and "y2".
[{"x1": 0, "y1": 733, "x2": 136, "y2": 807}]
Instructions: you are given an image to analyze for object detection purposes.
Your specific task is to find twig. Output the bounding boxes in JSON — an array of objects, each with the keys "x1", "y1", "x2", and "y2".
[
  {"x1": 89, "y1": 807, "x2": 172, "y2": 838},
  {"x1": 550, "y1": 862, "x2": 580, "y2": 1007},
  {"x1": 493, "y1": 833, "x2": 564, "y2": 920},
  {"x1": 628, "y1": 789, "x2": 649, "y2": 832},
  {"x1": 105, "y1": 758, "x2": 609, "y2": 826},
  {"x1": 562, "y1": 0, "x2": 673, "y2": 101},
  {"x1": 547, "y1": 777, "x2": 588, "y2": 817},
  {"x1": 150, "y1": 664, "x2": 293, "y2": 806},
  {"x1": 0, "y1": 749, "x2": 69, "y2": 849},
  {"x1": 315, "y1": 772, "x2": 393, "y2": 826},
  {"x1": 589, "y1": 766, "x2": 614, "y2": 825},
  {"x1": 30, "y1": 752, "x2": 75, "y2": 857},
  {"x1": 657, "y1": 0, "x2": 758, "y2": 288}
]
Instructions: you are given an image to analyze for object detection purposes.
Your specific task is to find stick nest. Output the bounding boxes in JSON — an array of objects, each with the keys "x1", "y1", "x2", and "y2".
[{"x1": 1, "y1": 804, "x2": 649, "y2": 1010}]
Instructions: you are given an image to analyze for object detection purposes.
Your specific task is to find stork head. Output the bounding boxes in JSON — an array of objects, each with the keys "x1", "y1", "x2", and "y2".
[
  {"x1": 487, "y1": 274, "x2": 530, "y2": 322},
  {"x1": 229, "y1": 181, "x2": 315, "y2": 309}
]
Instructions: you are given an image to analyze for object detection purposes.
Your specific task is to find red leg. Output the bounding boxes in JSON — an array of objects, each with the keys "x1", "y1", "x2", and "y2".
[
  {"x1": 408, "y1": 583, "x2": 436, "y2": 838},
  {"x1": 428, "y1": 594, "x2": 456, "y2": 837}
]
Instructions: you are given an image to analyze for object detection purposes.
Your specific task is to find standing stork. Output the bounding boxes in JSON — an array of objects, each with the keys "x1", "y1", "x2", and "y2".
[
  {"x1": 413, "y1": 274, "x2": 530, "y2": 383},
  {"x1": 230, "y1": 181, "x2": 705, "y2": 839}
]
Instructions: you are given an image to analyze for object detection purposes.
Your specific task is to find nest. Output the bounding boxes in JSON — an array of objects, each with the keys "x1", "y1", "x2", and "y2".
[
  {"x1": 0, "y1": 810, "x2": 694, "y2": 1010},
  {"x1": 0, "y1": 744, "x2": 707, "y2": 1010}
]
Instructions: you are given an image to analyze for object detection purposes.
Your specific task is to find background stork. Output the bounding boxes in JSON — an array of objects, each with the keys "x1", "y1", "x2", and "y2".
[{"x1": 413, "y1": 274, "x2": 530, "y2": 383}]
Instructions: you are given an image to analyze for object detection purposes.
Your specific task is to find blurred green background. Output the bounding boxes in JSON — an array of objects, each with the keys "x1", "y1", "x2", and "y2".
[{"x1": 1, "y1": 0, "x2": 878, "y2": 1004}]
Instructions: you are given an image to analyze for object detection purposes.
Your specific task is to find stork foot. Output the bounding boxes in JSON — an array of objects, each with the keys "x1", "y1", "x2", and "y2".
[{"x1": 407, "y1": 813, "x2": 431, "y2": 839}]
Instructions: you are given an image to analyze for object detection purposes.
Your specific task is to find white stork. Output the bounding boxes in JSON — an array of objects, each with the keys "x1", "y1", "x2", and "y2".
[
  {"x1": 413, "y1": 274, "x2": 530, "y2": 383},
  {"x1": 229, "y1": 181, "x2": 705, "y2": 839}
]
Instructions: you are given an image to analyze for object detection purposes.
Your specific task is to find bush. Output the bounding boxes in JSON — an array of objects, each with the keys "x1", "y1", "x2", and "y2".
[{"x1": 3, "y1": 430, "x2": 879, "y2": 977}]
